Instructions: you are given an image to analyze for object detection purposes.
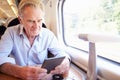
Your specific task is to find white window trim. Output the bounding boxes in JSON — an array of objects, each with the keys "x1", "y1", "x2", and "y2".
[{"x1": 65, "y1": 33, "x2": 120, "y2": 80}]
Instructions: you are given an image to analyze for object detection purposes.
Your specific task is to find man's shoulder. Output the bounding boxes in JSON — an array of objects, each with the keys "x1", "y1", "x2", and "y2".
[
  {"x1": 41, "y1": 28, "x2": 53, "y2": 34},
  {"x1": 6, "y1": 24, "x2": 20, "y2": 35},
  {"x1": 7, "y1": 24, "x2": 20, "y2": 31},
  {"x1": 40, "y1": 28, "x2": 55, "y2": 38}
]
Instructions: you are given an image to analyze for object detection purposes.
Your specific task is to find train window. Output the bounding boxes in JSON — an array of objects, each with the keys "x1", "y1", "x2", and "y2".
[{"x1": 63, "y1": 0, "x2": 120, "y2": 63}]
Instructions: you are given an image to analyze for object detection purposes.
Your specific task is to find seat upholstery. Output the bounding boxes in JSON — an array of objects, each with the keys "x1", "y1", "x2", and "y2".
[{"x1": 0, "y1": 25, "x2": 6, "y2": 39}]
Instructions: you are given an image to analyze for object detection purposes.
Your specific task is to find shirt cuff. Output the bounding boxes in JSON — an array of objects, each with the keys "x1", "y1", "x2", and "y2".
[{"x1": 0, "y1": 57, "x2": 15, "y2": 65}]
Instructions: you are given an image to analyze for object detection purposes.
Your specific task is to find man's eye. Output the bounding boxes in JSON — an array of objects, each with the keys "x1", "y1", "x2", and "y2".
[
  {"x1": 38, "y1": 20, "x2": 42, "y2": 23},
  {"x1": 28, "y1": 20, "x2": 33, "y2": 23}
]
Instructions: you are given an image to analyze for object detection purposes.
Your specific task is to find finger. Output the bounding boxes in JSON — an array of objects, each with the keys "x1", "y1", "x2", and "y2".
[
  {"x1": 38, "y1": 68, "x2": 47, "y2": 73},
  {"x1": 56, "y1": 64, "x2": 70, "y2": 74},
  {"x1": 50, "y1": 69, "x2": 59, "y2": 74},
  {"x1": 28, "y1": 72, "x2": 47, "y2": 79},
  {"x1": 31, "y1": 67, "x2": 47, "y2": 74}
]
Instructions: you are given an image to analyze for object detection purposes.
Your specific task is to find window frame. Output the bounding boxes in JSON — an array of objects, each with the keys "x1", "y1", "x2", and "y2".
[{"x1": 57, "y1": 0, "x2": 120, "y2": 80}]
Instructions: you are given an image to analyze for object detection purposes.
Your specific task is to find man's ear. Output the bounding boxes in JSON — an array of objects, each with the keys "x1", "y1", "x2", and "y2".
[{"x1": 18, "y1": 16, "x2": 22, "y2": 24}]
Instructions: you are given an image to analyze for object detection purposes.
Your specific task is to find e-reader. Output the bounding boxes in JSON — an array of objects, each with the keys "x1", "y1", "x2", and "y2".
[{"x1": 41, "y1": 56, "x2": 65, "y2": 73}]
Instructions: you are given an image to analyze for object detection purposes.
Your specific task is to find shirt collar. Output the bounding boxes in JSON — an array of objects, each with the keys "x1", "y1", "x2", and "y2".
[
  {"x1": 36, "y1": 28, "x2": 43, "y2": 41},
  {"x1": 19, "y1": 24, "x2": 24, "y2": 36},
  {"x1": 19, "y1": 24, "x2": 43, "y2": 39}
]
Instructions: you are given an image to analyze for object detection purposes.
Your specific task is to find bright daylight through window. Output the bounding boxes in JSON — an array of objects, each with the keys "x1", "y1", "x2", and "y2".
[{"x1": 63, "y1": 0, "x2": 120, "y2": 63}]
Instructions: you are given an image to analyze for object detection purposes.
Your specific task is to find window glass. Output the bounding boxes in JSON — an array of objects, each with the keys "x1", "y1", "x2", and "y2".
[{"x1": 63, "y1": 0, "x2": 120, "y2": 63}]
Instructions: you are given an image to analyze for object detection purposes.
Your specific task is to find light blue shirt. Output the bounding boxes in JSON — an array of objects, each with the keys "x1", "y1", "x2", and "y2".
[{"x1": 0, "y1": 24, "x2": 69, "y2": 66}]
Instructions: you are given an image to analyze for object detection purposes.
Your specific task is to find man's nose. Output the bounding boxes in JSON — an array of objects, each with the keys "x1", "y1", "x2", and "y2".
[{"x1": 33, "y1": 21, "x2": 39, "y2": 27}]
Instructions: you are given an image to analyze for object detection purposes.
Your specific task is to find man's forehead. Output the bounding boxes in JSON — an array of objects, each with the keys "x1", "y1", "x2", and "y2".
[{"x1": 21, "y1": 6, "x2": 44, "y2": 17}]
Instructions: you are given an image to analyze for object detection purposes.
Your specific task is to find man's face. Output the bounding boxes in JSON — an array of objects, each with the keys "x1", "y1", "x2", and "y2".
[{"x1": 19, "y1": 6, "x2": 44, "y2": 37}]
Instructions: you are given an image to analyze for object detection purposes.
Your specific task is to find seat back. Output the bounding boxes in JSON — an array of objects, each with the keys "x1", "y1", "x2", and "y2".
[
  {"x1": 7, "y1": 18, "x2": 19, "y2": 27},
  {"x1": 0, "y1": 25, "x2": 6, "y2": 39}
]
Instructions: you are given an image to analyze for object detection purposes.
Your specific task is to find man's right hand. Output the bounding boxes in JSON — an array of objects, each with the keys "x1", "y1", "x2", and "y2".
[
  {"x1": 19, "y1": 66, "x2": 47, "y2": 80},
  {"x1": 0, "y1": 63, "x2": 48, "y2": 80}
]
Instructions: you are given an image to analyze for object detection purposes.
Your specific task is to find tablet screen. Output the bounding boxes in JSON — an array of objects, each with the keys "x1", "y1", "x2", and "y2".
[{"x1": 41, "y1": 56, "x2": 65, "y2": 73}]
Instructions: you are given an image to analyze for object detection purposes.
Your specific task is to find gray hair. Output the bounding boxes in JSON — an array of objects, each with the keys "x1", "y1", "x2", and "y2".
[{"x1": 18, "y1": 0, "x2": 44, "y2": 17}]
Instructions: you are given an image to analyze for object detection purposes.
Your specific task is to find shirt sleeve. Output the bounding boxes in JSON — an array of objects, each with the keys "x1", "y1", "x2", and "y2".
[
  {"x1": 0, "y1": 57, "x2": 15, "y2": 65},
  {"x1": 47, "y1": 30, "x2": 71, "y2": 60},
  {"x1": 0, "y1": 28, "x2": 15, "y2": 65}
]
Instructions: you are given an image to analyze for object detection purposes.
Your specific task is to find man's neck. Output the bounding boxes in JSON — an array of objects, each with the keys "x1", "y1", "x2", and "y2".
[{"x1": 28, "y1": 36, "x2": 36, "y2": 46}]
